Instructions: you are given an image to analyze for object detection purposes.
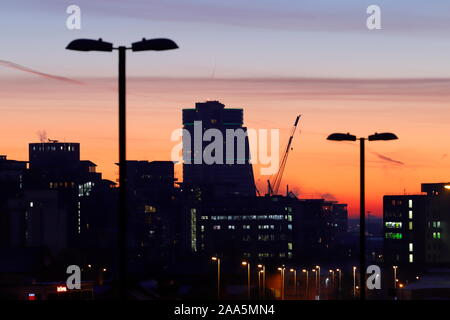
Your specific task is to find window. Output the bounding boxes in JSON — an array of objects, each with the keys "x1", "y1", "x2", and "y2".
[
  {"x1": 385, "y1": 232, "x2": 402, "y2": 240},
  {"x1": 144, "y1": 205, "x2": 156, "y2": 213},
  {"x1": 409, "y1": 243, "x2": 413, "y2": 252},
  {"x1": 288, "y1": 243, "x2": 293, "y2": 250},
  {"x1": 213, "y1": 225, "x2": 221, "y2": 230},
  {"x1": 408, "y1": 210, "x2": 413, "y2": 219},
  {"x1": 409, "y1": 254, "x2": 414, "y2": 263},
  {"x1": 243, "y1": 225, "x2": 250, "y2": 229},
  {"x1": 228, "y1": 225, "x2": 235, "y2": 230},
  {"x1": 408, "y1": 199, "x2": 413, "y2": 208},
  {"x1": 409, "y1": 222, "x2": 413, "y2": 230},
  {"x1": 385, "y1": 222, "x2": 402, "y2": 229}
]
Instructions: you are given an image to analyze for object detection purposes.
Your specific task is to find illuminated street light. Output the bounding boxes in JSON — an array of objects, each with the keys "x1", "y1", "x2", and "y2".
[
  {"x1": 211, "y1": 257, "x2": 221, "y2": 299},
  {"x1": 257, "y1": 264, "x2": 266, "y2": 299},
  {"x1": 353, "y1": 266, "x2": 357, "y2": 297},
  {"x1": 327, "y1": 131, "x2": 398, "y2": 301},
  {"x1": 290, "y1": 269, "x2": 297, "y2": 296},
  {"x1": 336, "y1": 269, "x2": 342, "y2": 291},
  {"x1": 278, "y1": 266, "x2": 286, "y2": 300},
  {"x1": 302, "y1": 269, "x2": 309, "y2": 299},
  {"x1": 242, "y1": 261, "x2": 251, "y2": 299},
  {"x1": 393, "y1": 266, "x2": 398, "y2": 289}
]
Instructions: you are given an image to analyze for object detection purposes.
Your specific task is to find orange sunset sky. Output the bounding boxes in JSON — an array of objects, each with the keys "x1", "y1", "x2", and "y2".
[
  {"x1": 1, "y1": 0, "x2": 450, "y2": 217},
  {"x1": 1, "y1": 77, "x2": 450, "y2": 217}
]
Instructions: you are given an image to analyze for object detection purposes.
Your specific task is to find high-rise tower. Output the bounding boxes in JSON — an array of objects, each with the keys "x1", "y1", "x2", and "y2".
[{"x1": 182, "y1": 101, "x2": 255, "y2": 197}]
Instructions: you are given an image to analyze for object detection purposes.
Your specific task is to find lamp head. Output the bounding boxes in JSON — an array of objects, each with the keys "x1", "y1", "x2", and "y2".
[
  {"x1": 327, "y1": 133, "x2": 356, "y2": 141},
  {"x1": 66, "y1": 38, "x2": 113, "y2": 52},
  {"x1": 132, "y1": 38, "x2": 178, "y2": 52},
  {"x1": 368, "y1": 132, "x2": 398, "y2": 141}
]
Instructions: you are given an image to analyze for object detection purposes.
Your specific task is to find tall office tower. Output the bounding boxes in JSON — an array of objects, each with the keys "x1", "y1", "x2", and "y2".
[{"x1": 182, "y1": 101, "x2": 255, "y2": 197}]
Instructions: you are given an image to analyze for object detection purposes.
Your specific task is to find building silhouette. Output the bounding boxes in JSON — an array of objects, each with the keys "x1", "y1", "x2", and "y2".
[
  {"x1": 182, "y1": 101, "x2": 255, "y2": 197},
  {"x1": 383, "y1": 183, "x2": 450, "y2": 270}
]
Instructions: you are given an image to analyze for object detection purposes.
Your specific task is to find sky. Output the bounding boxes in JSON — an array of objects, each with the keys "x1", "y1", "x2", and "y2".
[{"x1": 1, "y1": 0, "x2": 450, "y2": 217}]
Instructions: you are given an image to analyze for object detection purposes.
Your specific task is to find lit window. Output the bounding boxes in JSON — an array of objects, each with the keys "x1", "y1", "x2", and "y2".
[
  {"x1": 437, "y1": 232, "x2": 441, "y2": 239},
  {"x1": 385, "y1": 222, "x2": 402, "y2": 229},
  {"x1": 408, "y1": 199, "x2": 413, "y2": 208},
  {"x1": 437, "y1": 221, "x2": 441, "y2": 228},
  {"x1": 409, "y1": 254, "x2": 414, "y2": 263},
  {"x1": 385, "y1": 232, "x2": 403, "y2": 240},
  {"x1": 30, "y1": 202, "x2": 33, "y2": 208},
  {"x1": 409, "y1": 222, "x2": 413, "y2": 230},
  {"x1": 409, "y1": 243, "x2": 413, "y2": 252},
  {"x1": 144, "y1": 205, "x2": 156, "y2": 213},
  {"x1": 408, "y1": 210, "x2": 413, "y2": 219},
  {"x1": 213, "y1": 225, "x2": 221, "y2": 230},
  {"x1": 288, "y1": 243, "x2": 293, "y2": 250}
]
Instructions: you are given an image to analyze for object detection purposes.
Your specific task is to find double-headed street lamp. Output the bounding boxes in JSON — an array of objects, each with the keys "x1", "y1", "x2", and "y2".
[
  {"x1": 327, "y1": 131, "x2": 398, "y2": 300},
  {"x1": 66, "y1": 37, "x2": 178, "y2": 300}
]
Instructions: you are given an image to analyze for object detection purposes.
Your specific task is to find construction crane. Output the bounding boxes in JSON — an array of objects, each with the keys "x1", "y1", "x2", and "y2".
[{"x1": 267, "y1": 115, "x2": 301, "y2": 196}]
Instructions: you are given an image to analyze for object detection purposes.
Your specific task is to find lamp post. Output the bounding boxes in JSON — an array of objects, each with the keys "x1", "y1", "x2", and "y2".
[
  {"x1": 290, "y1": 269, "x2": 297, "y2": 297},
  {"x1": 353, "y1": 266, "x2": 357, "y2": 297},
  {"x1": 336, "y1": 269, "x2": 342, "y2": 292},
  {"x1": 66, "y1": 37, "x2": 178, "y2": 300},
  {"x1": 277, "y1": 266, "x2": 286, "y2": 300},
  {"x1": 327, "y1": 132, "x2": 398, "y2": 300},
  {"x1": 302, "y1": 269, "x2": 309, "y2": 299},
  {"x1": 329, "y1": 270, "x2": 335, "y2": 289},
  {"x1": 315, "y1": 265, "x2": 321, "y2": 298},
  {"x1": 212, "y1": 257, "x2": 221, "y2": 299},
  {"x1": 257, "y1": 264, "x2": 266, "y2": 299},
  {"x1": 393, "y1": 265, "x2": 398, "y2": 289},
  {"x1": 242, "y1": 261, "x2": 251, "y2": 299}
]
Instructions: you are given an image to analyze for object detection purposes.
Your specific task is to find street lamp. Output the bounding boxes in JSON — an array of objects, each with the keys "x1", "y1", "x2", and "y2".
[
  {"x1": 277, "y1": 266, "x2": 286, "y2": 300},
  {"x1": 336, "y1": 269, "x2": 342, "y2": 292},
  {"x1": 257, "y1": 264, "x2": 266, "y2": 299},
  {"x1": 393, "y1": 265, "x2": 398, "y2": 289},
  {"x1": 327, "y1": 131, "x2": 398, "y2": 301},
  {"x1": 302, "y1": 269, "x2": 309, "y2": 299},
  {"x1": 290, "y1": 269, "x2": 297, "y2": 297},
  {"x1": 315, "y1": 265, "x2": 321, "y2": 298},
  {"x1": 353, "y1": 266, "x2": 357, "y2": 297},
  {"x1": 312, "y1": 269, "x2": 318, "y2": 299},
  {"x1": 329, "y1": 270, "x2": 335, "y2": 289},
  {"x1": 212, "y1": 257, "x2": 221, "y2": 299},
  {"x1": 66, "y1": 37, "x2": 178, "y2": 300},
  {"x1": 242, "y1": 261, "x2": 251, "y2": 299}
]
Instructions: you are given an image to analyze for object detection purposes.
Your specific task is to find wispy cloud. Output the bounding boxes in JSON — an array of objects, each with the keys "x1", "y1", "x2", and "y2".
[
  {"x1": 0, "y1": 60, "x2": 83, "y2": 85},
  {"x1": 372, "y1": 152, "x2": 404, "y2": 165}
]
